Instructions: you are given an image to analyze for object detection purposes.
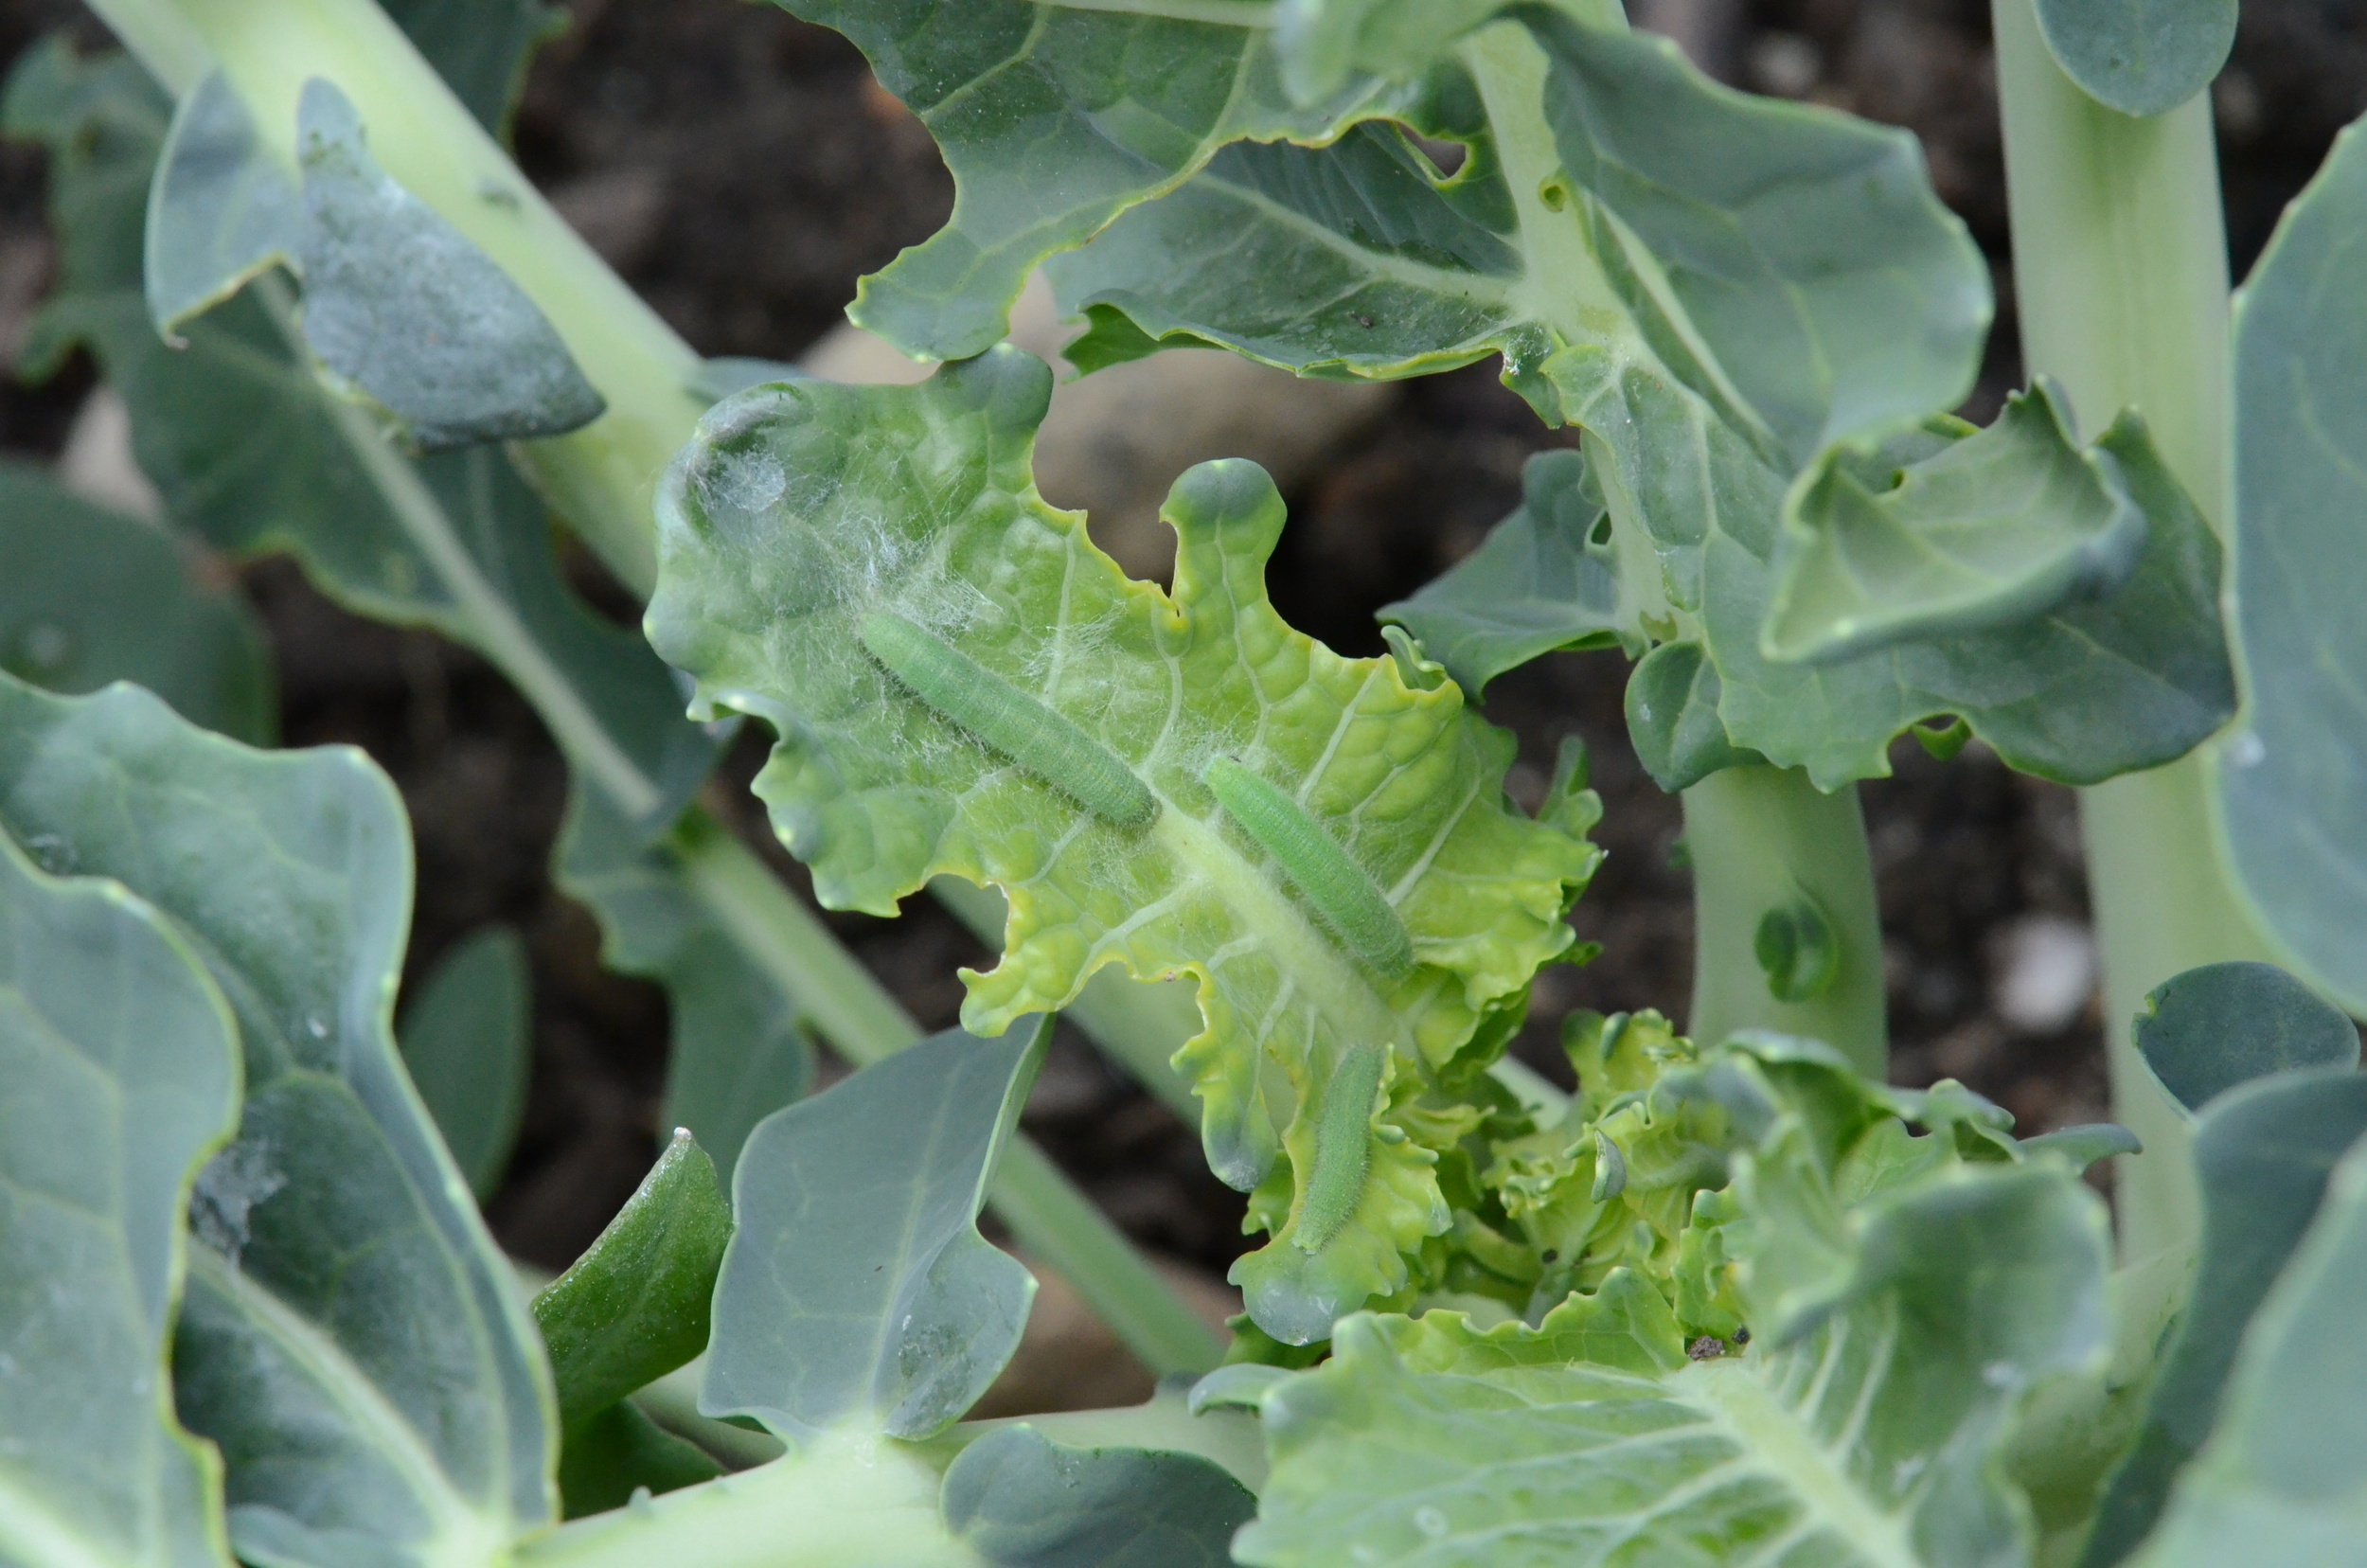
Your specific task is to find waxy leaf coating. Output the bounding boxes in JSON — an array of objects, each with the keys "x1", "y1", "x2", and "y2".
[{"x1": 647, "y1": 347, "x2": 1597, "y2": 1343}]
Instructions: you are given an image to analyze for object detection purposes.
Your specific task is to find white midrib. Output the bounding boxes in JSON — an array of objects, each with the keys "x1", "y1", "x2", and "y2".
[
  {"x1": 1677, "y1": 1359, "x2": 1920, "y2": 1568},
  {"x1": 187, "y1": 1246, "x2": 507, "y2": 1568}
]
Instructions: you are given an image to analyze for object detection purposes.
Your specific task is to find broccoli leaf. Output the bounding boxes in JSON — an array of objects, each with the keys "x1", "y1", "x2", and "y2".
[
  {"x1": 2127, "y1": 1125, "x2": 2367, "y2": 1564},
  {"x1": 2220, "y1": 116, "x2": 2367, "y2": 1017},
  {"x1": 1763, "y1": 383, "x2": 2154, "y2": 664},
  {"x1": 941, "y1": 1425, "x2": 1257, "y2": 1568},
  {"x1": 1238, "y1": 1038, "x2": 2116, "y2": 1568},
  {"x1": 2133, "y1": 961, "x2": 2360, "y2": 1116},
  {"x1": 647, "y1": 347, "x2": 1598, "y2": 1343},
  {"x1": 0, "y1": 676, "x2": 557, "y2": 1568},
  {"x1": 2086, "y1": 1068, "x2": 2367, "y2": 1565},
  {"x1": 397, "y1": 923, "x2": 532, "y2": 1201},
  {"x1": 703, "y1": 1022, "x2": 1046, "y2": 1442},
  {"x1": 0, "y1": 821, "x2": 243, "y2": 1568},
  {"x1": 770, "y1": 0, "x2": 1421, "y2": 362},
  {"x1": 0, "y1": 459, "x2": 275, "y2": 746},
  {"x1": 1379, "y1": 448, "x2": 1640, "y2": 696},
  {"x1": 2033, "y1": 0, "x2": 2236, "y2": 118}
]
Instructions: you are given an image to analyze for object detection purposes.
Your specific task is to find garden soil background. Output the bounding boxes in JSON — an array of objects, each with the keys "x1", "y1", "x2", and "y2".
[{"x1": 0, "y1": 0, "x2": 2354, "y2": 1407}]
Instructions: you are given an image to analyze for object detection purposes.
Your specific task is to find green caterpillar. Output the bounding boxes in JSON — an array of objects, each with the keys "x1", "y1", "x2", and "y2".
[
  {"x1": 1296, "y1": 1042, "x2": 1389, "y2": 1254},
  {"x1": 1201, "y1": 756, "x2": 1415, "y2": 978},
  {"x1": 858, "y1": 611, "x2": 1156, "y2": 828}
]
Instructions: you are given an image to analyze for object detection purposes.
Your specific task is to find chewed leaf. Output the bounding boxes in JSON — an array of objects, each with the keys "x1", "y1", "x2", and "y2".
[
  {"x1": 145, "y1": 70, "x2": 302, "y2": 338},
  {"x1": 648, "y1": 347, "x2": 1598, "y2": 1343},
  {"x1": 1764, "y1": 383, "x2": 2156, "y2": 665}
]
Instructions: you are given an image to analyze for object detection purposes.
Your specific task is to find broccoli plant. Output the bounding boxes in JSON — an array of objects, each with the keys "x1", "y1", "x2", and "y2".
[{"x1": 5, "y1": 0, "x2": 2367, "y2": 1564}]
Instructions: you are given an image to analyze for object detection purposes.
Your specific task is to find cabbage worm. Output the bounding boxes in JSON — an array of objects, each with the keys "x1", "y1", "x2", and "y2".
[
  {"x1": 1296, "y1": 1042, "x2": 1388, "y2": 1253},
  {"x1": 859, "y1": 611, "x2": 1156, "y2": 828},
  {"x1": 1202, "y1": 756, "x2": 1414, "y2": 978}
]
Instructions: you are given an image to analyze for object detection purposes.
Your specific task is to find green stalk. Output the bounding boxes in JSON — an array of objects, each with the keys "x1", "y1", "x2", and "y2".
[
  {"x1": 669, "y1": 813, "x2": 1222, "y2": 1375},
  {"x1": 1991, "y1": 0, "x2": 2277, "y2": 1262},
  {"x1": 83, "y1": 0, "x2": 1221, "y2": 1376},
  {"x1": 1682, "y1": 764, "x2": 1887, "y2": 1078}
]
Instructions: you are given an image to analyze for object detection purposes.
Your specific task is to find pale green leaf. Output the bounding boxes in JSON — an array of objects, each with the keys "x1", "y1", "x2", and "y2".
[
  {"x1": 1763, "y1": 383, "x2": 2159, "y2": 665},
  {"x1": 554, "y1": 789, "x2": 812, "y2": 1185},
  {"x1": 1378, "y1": 448, "x2": 1638, "y2": 696},
  {"x1": 940, "y1": 1425, "x2": 1257, "y2": 1568},
  {"x1": 2034, "y1": 0, "x2": 2235, "y2": 117},
  {"x1": 1270, "y1": 0, "x2": 1511, "y2": 105},
  {"x1": 1239, "y1": 1040, "x2": 2115, "y2": 1568},
  {"x1": 703, "y1": 1022, "x2": 1046, "y2": 1443},
  {"x1": 772, "y1": 0, "x2": 1418, "y2": 361},
  {"x1": 2134, "y1": 962, "x2": 2359, "y2": 1116},
  {"x1": 2085, "y1": 1069, "x2": 2367, "y2": 1566},
  {"x1": 2128, "y1": 1131, "x2": 2367, "y2": 1565},
  {"x1": 0, "y1": 676, "x2": 556, "y2": 1568},
  {"x1": 398, "y1": 924, "x2": 531, "y2": 1201},
  {"x1": 0, "y1": 459, "x2": 275, "y2": 745},
  {"x1": 294, "y1": 78, "x2": 603, "y2": 449},
  {"x1": 2220, "y1": 116, "x2": 2367, "y2": 1017},
  {"x1": 0, "y1": 825, "x2": 241, "y2": 1568},
  {"x1": 646, "y1": 348, "x2": 1598, "y2": 1344},
  {"x1": 9, "y1": 46, "x2": 721, "y2": 834}
]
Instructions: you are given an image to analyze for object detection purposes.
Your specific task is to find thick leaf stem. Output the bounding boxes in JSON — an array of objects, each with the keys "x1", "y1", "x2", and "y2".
[
  {"x1": 1992, "y1": 0, "x2": 2276, "y2": 1261},
  {"x1": 1682, "y1": 765, "x2": 1886, "y2": 1078},
  {"x1": 667, "y1": 811, "x2": 1224, "y2": 1376}
]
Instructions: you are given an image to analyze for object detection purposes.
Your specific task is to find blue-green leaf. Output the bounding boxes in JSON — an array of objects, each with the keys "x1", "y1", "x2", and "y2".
[
  {"x1": 555, "y1": 790, "x2": 812, "y2": 1186},
  {"x1": 1623, "y1": 639, "x2": 1761, "y2": 793},
  {"x1": 1378, "y1": 448, "x2": 1638, "y2": 696},
  {"x1": 2221, "y1": 115, "x2": 2367, "y2": 1018},
  {"x1": 940, "y1": 1425, "x2": 1256, "y2": 1568},
  {"x1": 2034, "y1": 0, "x2": 2236, "y2": 118},
  {"x1": 2085, "y1": 1069, "x2": 2367, "y2": 1565},
  {"x1": 144, "y1": 70, "x2": 301, "y2": 338},
  {"x1": 1763, "y1": 383, "x2": 2161, "y2": 664},
  {"x1": 0, "y1": 675, "x2": 557, "y2": 1568},
  {"x1": 398, "y1": 923, "x2": 531, "y2": 1201},
  {"x1": 2127, "y1": 1129, "x2": 2367, "y2": 1565},
  {"x1": 294, "y1": 78, "x2": 602, "y2": 449},
  {"x1": 703, "y1": 1022, "x2": 1047, "y2": 1443},
  {"x1": 2134, "y1": 962, "x2": 2359, "y2": 1116},
  {"x1": 0, "y1": 459, "x2": 275, "y2": 745},
  {"x1": 0, "y1": 825, "x2": 242, "y2": 1568},
  {"x1": 774, "y1": 0, "x2": 1421, "y2": 362}
]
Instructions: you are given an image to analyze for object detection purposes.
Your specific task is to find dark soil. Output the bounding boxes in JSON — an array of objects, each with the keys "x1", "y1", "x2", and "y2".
[{"x1": 3, "y1": 0, "x2": 2360, "y2": 1286}]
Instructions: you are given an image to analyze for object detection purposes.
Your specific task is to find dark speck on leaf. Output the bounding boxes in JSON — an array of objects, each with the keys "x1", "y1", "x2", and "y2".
[
  {"x1": 1686, "y1": 1336, "x2": 1726, "y2": 1361},
  {"x1": 1357, "y1": 313, "x2": 1375, "y2": 328},
  {"x1": 1735, "y1": 1326, "x2": 1751, "y2": 1345},
  {"x1": 1539, "y1": 1249, "x2": 1558, "y2": 1264}
]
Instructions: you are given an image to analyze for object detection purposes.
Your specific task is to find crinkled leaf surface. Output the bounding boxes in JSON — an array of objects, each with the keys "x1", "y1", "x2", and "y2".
[
  {"x1": 1237, "y1": 1038, "x2": 2115, "y2": 1568},
  {"x1": 1044, "y1": 11, "x2": 2231, "y2": 787},
  {"x1": 294, "y1": 78, "x2": 603, "y2": 450},
  {"x1": 0, "y1": 824, "x2": 241, "y2": 1568},
  {"x1": 398, "y1": 923, "x2": 531, "y2": 1201},
  {"x1": 941, "y1": 1425, "x2": 1257, "y2": 1568},
  {"x1": 647, "y1": 347, "x2": 1597, "y2": 1343},
  {"x1": 0, "y1": 677, "x2": 556, "y2": 1568},
  {"x1": 2085, "y1": 1068, "x2": 2367, "y2": 1566},
  {"x1": 0, "y1": 458, "x2": 275, "y2": 745},
  {"x1": 1379, "y1": 448, "x2": 1638, "y2": 695},
  {"x1": 554, "y1": 789, "x2": 811, "y2": 1186},
  {"x1": 9, "y1": 44, "x2": 720, "y2": 836},
  {"x1": 2034, "y1": 0, "x2": 2235, "y2": 117},
  {"x1": 703, "y1": 1022, "x2": 1045, "y2": 1443},
  {"x1": 1763, "y1": 383, "x2": 2153, "y2": 665},
  {"x1": 2220, "y1": 117, "x2": 2367, "y2": 1017},
  {"x1": 771, "y1": 0, "x2": 1420, "y2": 361},
  {"x1": 2128, "y1": 1131, "x2": 2367, "y2": 1565},
  {"x1": 2133, "y1": 961, "x2": 2359, "y2": 1116}
]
